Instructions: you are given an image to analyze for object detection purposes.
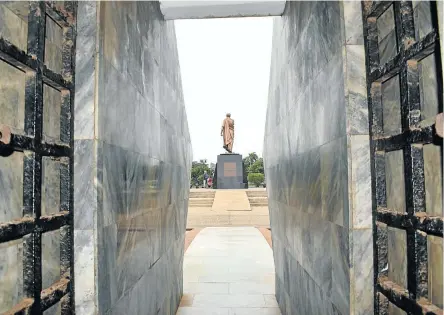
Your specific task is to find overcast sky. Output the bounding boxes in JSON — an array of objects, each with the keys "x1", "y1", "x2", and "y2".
[{"x1": 175, "y1": 17, "x2": 274, "y2": 163}]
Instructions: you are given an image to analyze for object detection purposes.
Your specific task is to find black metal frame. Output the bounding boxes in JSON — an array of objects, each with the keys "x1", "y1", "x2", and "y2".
[
  {"x1": 0, "y1": 2, "x2": 76, "y2": 314},
  {"x1": 362, "y1": 1, "x2": 443, "y2": 314}
]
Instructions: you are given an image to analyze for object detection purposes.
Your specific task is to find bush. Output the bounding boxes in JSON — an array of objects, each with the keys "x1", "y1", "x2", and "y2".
[{"x1": 248, "y1": 173, "x2": 265, "y2": 187}]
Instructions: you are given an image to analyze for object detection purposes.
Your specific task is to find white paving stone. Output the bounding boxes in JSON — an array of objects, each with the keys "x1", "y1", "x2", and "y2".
[{"x1": 177, "y1": 227, "x2": 281, "y2": 314}]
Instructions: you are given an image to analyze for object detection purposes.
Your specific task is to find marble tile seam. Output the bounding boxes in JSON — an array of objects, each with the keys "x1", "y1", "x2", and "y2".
[
  {"x1": 96, "y1": 51, "x2": 186, "y2": 124},
  {"x1": 274, "y1": 261, "x2": 341, "y2": 315},
  {"x1": 93, "y1": 138, "x2": 191, "y2": 163},
  {"x1": 107, "y1": 249, "x2": 184, "y2": 308},
  {"x1": 346, "y1": 134, "x2": 372, "y2": 229}
]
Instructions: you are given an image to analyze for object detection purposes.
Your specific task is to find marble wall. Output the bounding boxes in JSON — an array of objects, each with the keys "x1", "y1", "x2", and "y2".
[
  {"x1": 264, "y1": 2, "x2": 373, "y2": 314},
  {"x1": 74, "y1": 1, "x2": 191, "y2": 314}
]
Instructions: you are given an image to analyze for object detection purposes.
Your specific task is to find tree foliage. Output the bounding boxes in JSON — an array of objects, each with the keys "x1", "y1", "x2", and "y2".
[
  {"x1": 248, "y1": 173, "x2": 265, "y2": 187},
  {"x1": 242, "y1": 152, "x2": 258, "y2": 171},
  {"x1": 249, "y1": 158, "x2": 264, "y2": 174},
  {"x1": 190, "y1": 159, "x2": 212, "y2": 186},
  {"x1": 243, "y1": 152, "x2": 264, "y2": 175}
]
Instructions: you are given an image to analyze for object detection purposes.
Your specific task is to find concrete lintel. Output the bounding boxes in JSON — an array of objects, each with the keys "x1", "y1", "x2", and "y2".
[{"x1": 159, "y1": 1, "x2": 286, "y2": 20}]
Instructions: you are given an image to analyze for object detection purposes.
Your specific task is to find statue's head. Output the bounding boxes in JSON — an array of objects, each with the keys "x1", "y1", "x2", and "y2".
[{"x1": 226, "y1": 113, "x2": 231, "y2": 117}]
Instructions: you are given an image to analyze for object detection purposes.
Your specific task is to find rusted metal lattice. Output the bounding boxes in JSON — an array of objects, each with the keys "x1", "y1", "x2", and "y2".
[
  {"x1": 362, "y1": 1, "x2": 443, "y2": 314},
  {"x1": 0, "y1": 2, "x2": 76, "y2": 314}
]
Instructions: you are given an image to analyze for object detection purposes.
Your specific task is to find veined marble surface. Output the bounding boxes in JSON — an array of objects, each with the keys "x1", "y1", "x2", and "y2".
[
  {"x1": 264, "y1": 2, "x2": 373, "y2": 314},
  {"x1": 74, "y1": 1, "x2": 191, "y2": 314}
]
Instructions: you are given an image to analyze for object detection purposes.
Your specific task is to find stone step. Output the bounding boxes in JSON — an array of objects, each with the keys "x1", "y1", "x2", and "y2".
[
  {"x1": 247, "y1": 196, "x2": 268, "y2": 206},
  {"x1": 212, "y1": 190, "x2": 251, "y2": 211},
  {"x1": 187, "y1": 213, "x2": 270, "y2": 228},
  {"x1": 189, "y1": 193, "x2": 216, "y2": 198},
  {"x1": 249, "y1": 202, "x2": 268, "y2": 206},
  {"x1": 189, "y1": 200, "x2": 214, "y2": 205},
  {"x1": 246, "y1": 191, "x2": 268, "y2": 197},
  {"x1": 188, "y1": 203, "x2": 214, "y2": 207},
  {"x1": 189, "y1": 196, "x2": 214, "y2": 207},
  {"x1": 248, "y1": 198, "x2": 268, "y2": 203}
]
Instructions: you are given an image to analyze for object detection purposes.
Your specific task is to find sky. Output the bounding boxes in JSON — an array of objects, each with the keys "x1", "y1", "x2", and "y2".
[{"x1": 175, "y1": 17, "x2": 274, "y2": 164}]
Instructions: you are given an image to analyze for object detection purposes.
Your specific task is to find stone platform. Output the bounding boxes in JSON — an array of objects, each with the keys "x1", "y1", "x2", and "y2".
[
  {"x1": 187, "y1": 189, "x2": 269, "y2": 228},
  {"x1": 177, "y1": 227, "x2": 281, "y2": 315},
  {"x1": 212, "y1": 190, "x2": 251, "y2": 211}
]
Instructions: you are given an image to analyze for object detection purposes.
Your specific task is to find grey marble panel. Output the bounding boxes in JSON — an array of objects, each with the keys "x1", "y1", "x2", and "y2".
[
  {"x1": 377, "y1": 4, "x2": 397, "y2": 65},
  {"x1": 274, "y1": 240, "x2": 338, "y2": 315},
  {"x1": 42, "y1": 157, "x2": 61, "y2": 216},
  {"x1": 379, "y1": 30, "x2": 398, "y2": 65},
  {"x1": 44, "y1": 15, "x2": 63, "y2": 73},
  {"x1": 428, "y1": 235, "x2": 443, "y2": 308},
  {"x1": 74, "y1": 2, "x2": 97, "y2": 140},
  {"x1": 351, "y1": 229, "x2": 374, "y2": 315},
  {"x1": 413, "y1": 1, "x2": 433, "y2": 40},
  {"x1": 0, "y1": 239, "x2": 23, "y2": 313},
  {"x1": 349, "y1": 135, "x2": 372, "y2": 229},
  {"x1": 43, "y1": 84, "x2": 62, "y2": 144},
  {"x1": 316, "y1": 1, "x2": 342, "y2": 62},
  {"x1": 3, "y1": 2, "x2": 28, "y2": 23},
  {"x1": 342, "y1": 1, "x2": 364, "y2": 45},
  {"x1": 42, "y1": 230, "x2": 61, "y2": 301},
  {"x1": 0, "y1": 4, "x2": 28, "y2": 51},
  {"x1": 321, "y1": 55, "x2": 347, "y2": 144},
  {"x1": 77, "y1": 2, "x2": 97, "y2": 48},
  {"x1": 419, "y1": 53, "x2": 440, "y2": 122},
  {"x1": 74, "y1": 54, "x2": 95, "y2": 140},
  {"x1": 330, "y1": 224, "x2": 350, "y2": 315},
  {"x1": 74, "y1": 140, "x2": 97, "y2": 230},
  {"x1": 97, "y1": 223, "x2": 118, "y2": 314},
  {"x1": 74, "y1": 230, "x2": 96, "y2": 315},
  {"x1": 320, "y1": 137, "x2": 348, "y2": 227},
  {"x1": 0, "y1": 60, "x2": 26, "y2": 135},
  {"x1": 387, "y1": 227, "x2": 407, "y2": 288},
  {"x1": 424, "y1": 142, "x2": 443, "y2": 308},
  {"x1": 0, "y1": 151, "x2": 23, "y2": 222},
  {"x1": 382, "y1": 75, "x2": 402, "y2": 137},
  {"x1": 344, "y1": 45, "x2": 369, "y2": 135},
  {"x1": 423, "y1": 144, "x2": 443, "y2": 216},
  {"x1": 385, "y1": 150, "x2": 406, "y2": 213},
  {"x1": 302, "y1": 216, "x2": 333, "y2": 294}
]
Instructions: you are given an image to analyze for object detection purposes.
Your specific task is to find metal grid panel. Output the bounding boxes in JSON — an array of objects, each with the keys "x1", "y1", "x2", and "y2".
[
  {"x1": 0, "y1": 2, "x2": 76, "y2": 314},
  {"x1": 362, "y1": 1, "x2": 443, "y2": 314}
]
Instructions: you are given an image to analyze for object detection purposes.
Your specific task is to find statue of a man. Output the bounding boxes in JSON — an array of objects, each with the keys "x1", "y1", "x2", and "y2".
[{"x1": 221, "y1": 113, "x2": 234, "y2": 153}]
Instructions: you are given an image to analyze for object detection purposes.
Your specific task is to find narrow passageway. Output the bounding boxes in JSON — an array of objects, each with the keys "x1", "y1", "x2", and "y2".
[{"x1": 177, "y1": 227, "x2": 281, "y2": 315}]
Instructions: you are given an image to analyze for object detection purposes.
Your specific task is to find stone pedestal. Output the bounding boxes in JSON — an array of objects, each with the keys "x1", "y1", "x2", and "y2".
[{"x1": 216, "y1": 154, "x2": 245, "y2": 189}]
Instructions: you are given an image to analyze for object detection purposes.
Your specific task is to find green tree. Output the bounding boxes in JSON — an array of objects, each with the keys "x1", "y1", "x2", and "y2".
[
  {"x1": 243, "y1": 152, "x2": 258, "y2": 172},
  {"x1": 248, "y1": 173, "x2": 265, "y2": 187},
  {"x1": 190, "y1": 159, "x2": 212, "y2": 187},
  {"x1": 249, "y1": 158, "x2": 264, "y2": 174}
]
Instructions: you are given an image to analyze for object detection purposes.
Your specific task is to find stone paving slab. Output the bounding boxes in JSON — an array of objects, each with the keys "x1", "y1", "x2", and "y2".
[
  {"x1": 212, "y1": 190, "x2": 251, "y2": 211},
  {"x1": 177, "y1": 227, "x2": 281, "y2": 315}
]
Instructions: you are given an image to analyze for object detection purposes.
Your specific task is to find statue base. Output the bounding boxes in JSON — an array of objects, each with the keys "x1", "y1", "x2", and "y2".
[{"x1": 215, "y1": 153, "x2": 246, "y2": 189}]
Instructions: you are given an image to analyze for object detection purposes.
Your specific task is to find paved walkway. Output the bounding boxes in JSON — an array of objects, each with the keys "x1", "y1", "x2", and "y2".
[
  {"x1": 211, "y1": 190, "x2": 251, "y2": 211},
  {"x1": 177, "y1": 227, "x2": 281, "y2": 315}
]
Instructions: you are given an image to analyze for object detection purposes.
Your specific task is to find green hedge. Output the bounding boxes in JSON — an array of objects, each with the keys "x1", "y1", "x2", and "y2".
[{"x1": 247, "y1": 173, "x2": 264, "y2": 187}]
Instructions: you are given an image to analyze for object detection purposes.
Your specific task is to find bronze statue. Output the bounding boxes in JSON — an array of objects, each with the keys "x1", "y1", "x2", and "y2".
[{"x1": 221, "y1": 113, "x2": 234, "y2": 153}]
